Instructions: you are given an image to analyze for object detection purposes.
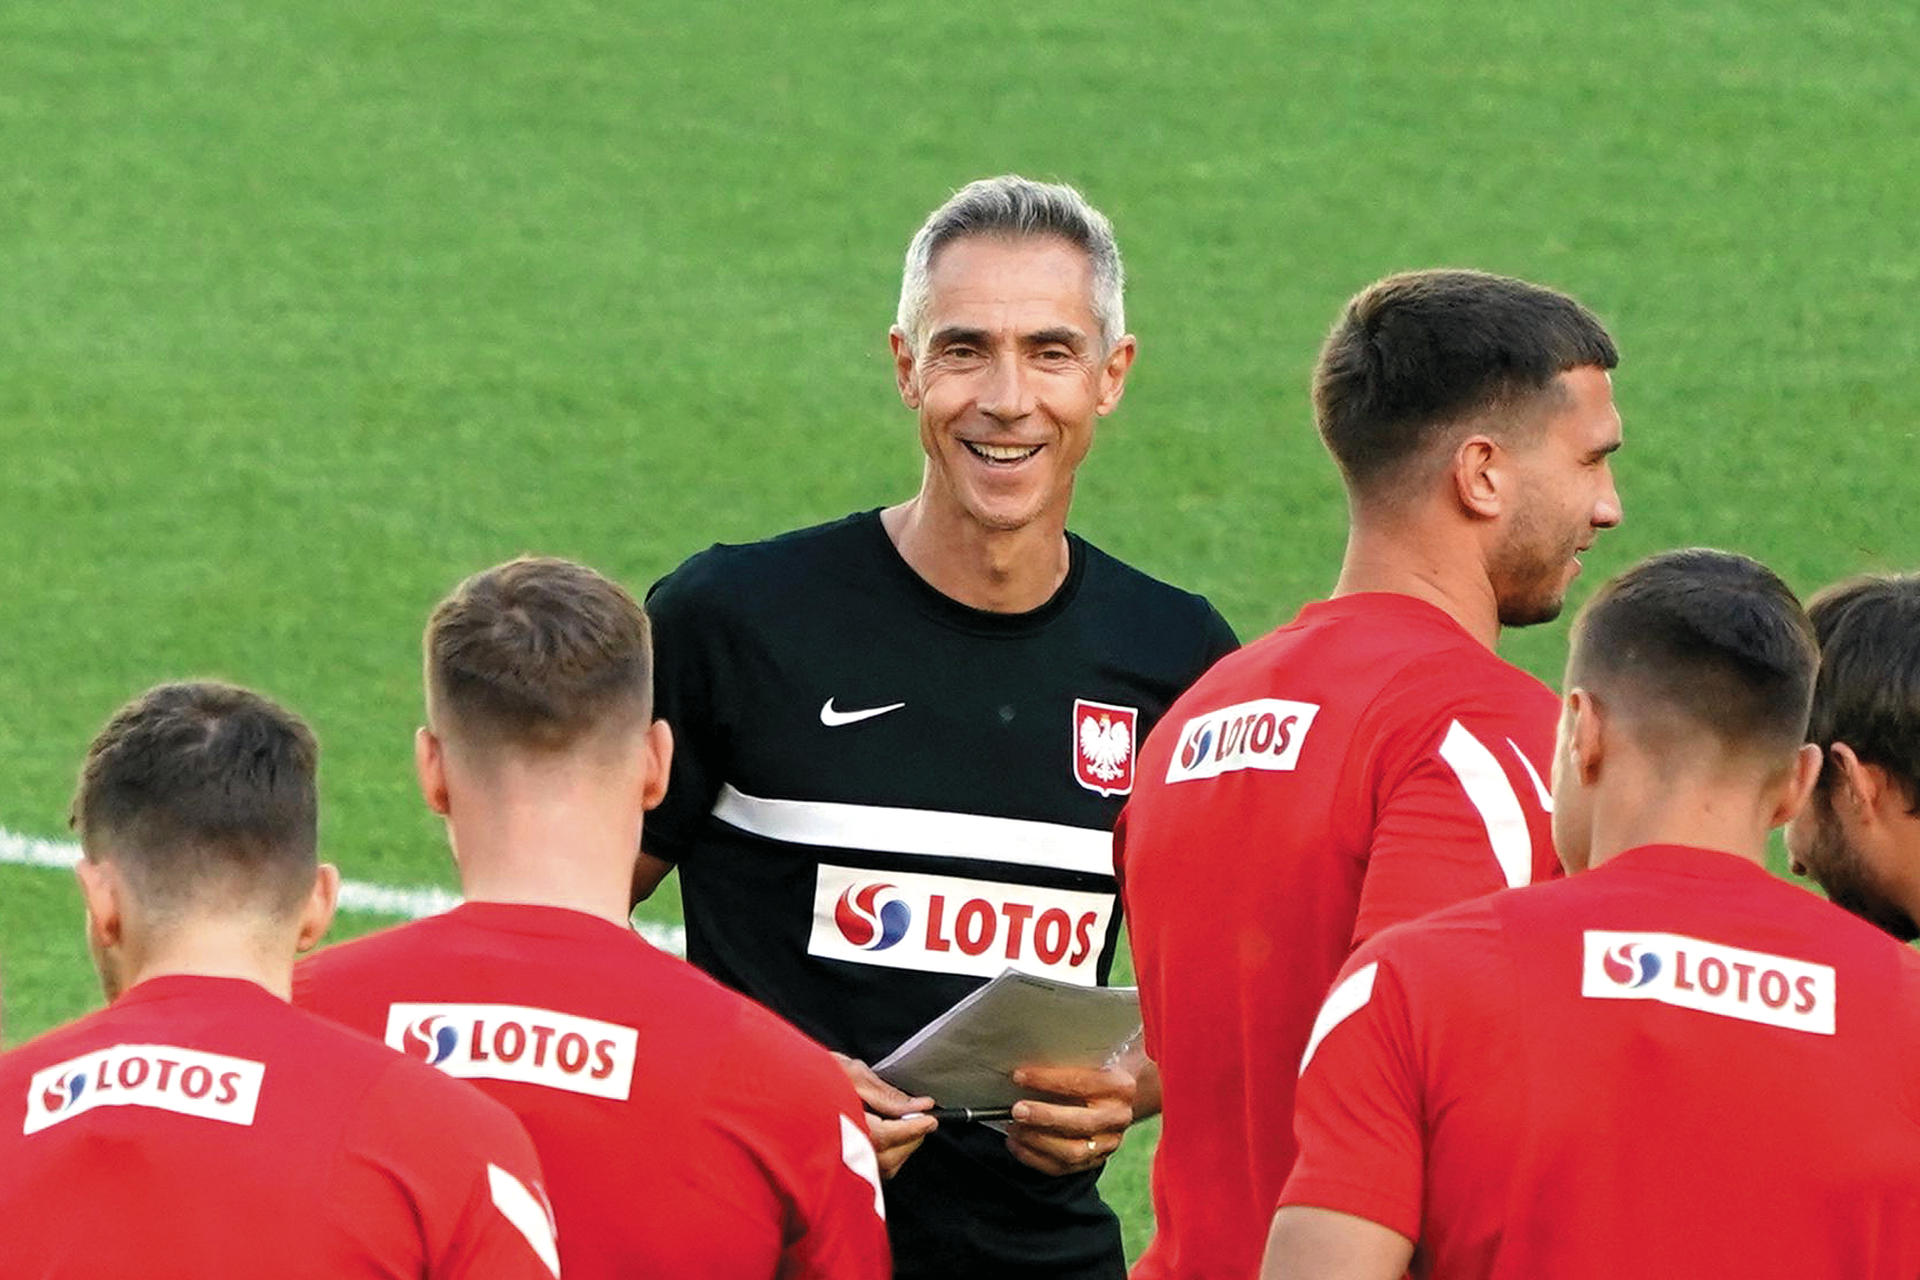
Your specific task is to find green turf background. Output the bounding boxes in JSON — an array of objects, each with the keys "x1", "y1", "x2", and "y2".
[{"x1": 4, "y1": 0, "x2": 1917, "y2": 1261}]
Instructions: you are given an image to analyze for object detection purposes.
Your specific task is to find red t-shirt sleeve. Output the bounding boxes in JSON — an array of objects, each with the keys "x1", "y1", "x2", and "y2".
[
  {"x1": 721, "y1": 1017, "x2": 891, "y2": 1280},
  {"x1": 336, "y1": 1061, "x2": 559, "y2": 1280},
  {"x1": 1353, "y1": 663, "x2": 1559, "y2": 948},
  {"x1": 1279, "y1": 942, "x2": 1424, "y2": 1244}
]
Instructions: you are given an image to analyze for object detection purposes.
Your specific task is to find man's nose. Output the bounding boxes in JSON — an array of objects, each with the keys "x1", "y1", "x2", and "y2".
[
  {"x1": 1593, "y1": 474, "x2": 1623, "y2": 529},
  {"x1": 977, "y1": 354, "x2": 1035, "y2": 422}
]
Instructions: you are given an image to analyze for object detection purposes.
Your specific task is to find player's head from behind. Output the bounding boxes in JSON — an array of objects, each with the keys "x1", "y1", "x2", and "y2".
[
  {"x1": 1551, "y1": 549, "x2": 1821, "y2": 874},
  {"x1": 1314, "y1": 269, "x2": 1624, "y2": 627},
  {"x1": 420, "y1": 556, "x2": 671, "y2": 867},
  {"x1": 889, "y1": 176, "x2": 1137, "y2": 539},
  {"x1": 68, "y1": 681, "x2": 339, "y2": 1001},
  {"x1": 1785, "y1": 574, "x2": 1920, "y2": 940}
]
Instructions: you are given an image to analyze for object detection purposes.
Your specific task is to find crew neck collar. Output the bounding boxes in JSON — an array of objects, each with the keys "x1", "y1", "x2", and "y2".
[
  {"x1": 116, "y1": 973, "x2": 281, "y2": 1007},
  {"x1": 1294, "y1": 592, "x2": 1478, "y2": 641},
  {"x1": 860, "y1": 509, "x2": 1086, "y2": 636},
  {"x1": 1599, "y1": 843, "x2": 1775, "y2": 881},
  {"x1": 449, "y1": 899, "x2": 647, "y2": 942}
]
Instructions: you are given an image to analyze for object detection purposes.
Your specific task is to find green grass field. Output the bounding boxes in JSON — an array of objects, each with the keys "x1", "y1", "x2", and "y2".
[{"x1": 4, "y1": 0, "x2": 1917, "y2": 1261}]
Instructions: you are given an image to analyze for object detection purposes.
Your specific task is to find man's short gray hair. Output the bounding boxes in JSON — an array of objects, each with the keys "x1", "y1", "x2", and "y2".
[{"x1": 895, "y1": 175, "x2": 1127, "y2": 353}]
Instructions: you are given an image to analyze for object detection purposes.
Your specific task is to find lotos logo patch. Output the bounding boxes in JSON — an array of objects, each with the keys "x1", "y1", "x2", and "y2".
[
  {"x1": 1073, "y1": 700, "x2": 1137, "y2": 797},
  {"x1": 400, "y1": 1014, "x2": 461, "y2": 1066},
  {"x1": 811, "y1": 865, "x2": 1115, "y2": 985},
  {"x1": 1164, "y1": 698, "x2": 1320, "y2": 783},
  {"x1": 383, "y1": 1004, "x2": 640, "y2": 1101},
  {"x1": 24, "y1": 1044, "x2": 265, "y2": 1135},
  {"x1": 1581, "y1": 931, "x2": 1835, "y2": 1034},
  {"x1": 39, "y1": 1071, "x2": 87, "y2": 1115},
  {"x1": 835, "y1": 883, "x2": 911, "y2": 950},
  {"x1": 1601, "y1": 942, "x2": 1662, "y2": 989}
]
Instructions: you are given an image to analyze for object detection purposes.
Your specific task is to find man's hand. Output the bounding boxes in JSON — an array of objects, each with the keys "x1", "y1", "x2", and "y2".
[
  {"x1": 833, "y1": 1053, "x2": 938, "y2": 1179},
  {"x1": 1004, "y1": 1063, "x2": 1137, "y2": 1177}
]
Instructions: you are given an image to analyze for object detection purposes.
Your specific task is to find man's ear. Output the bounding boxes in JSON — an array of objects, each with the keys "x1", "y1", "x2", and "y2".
[
  {"x1": 1826, "y1": 742, "x2": 1885, "y2": 821},
  {"x1": 1094, "y1": 335, "x2": 1138, "y2": 416},
  {"x1": 890, "y1": 327, "x2": 921, "y2": 409},
  {"x1": 415, "y1": 727, "x2": 450, "y2": 817},
  {"x1": 640, "y1": 719, "x2": 674, "y2": 811},
  {"x1": 73, "y1": 857, "x2": 124, "y2": 954},
  {"x1": 295, "y1": 864, "x2": 340, "y2": 953},
  {"x1": 1452, "y1": 435, "x2": 1505, "y2": 520},
  {"x1": 1771, "y1": 742, "x2": 1827, "y2": 829},
  {"x1": 1567, "y1": 688, "x2": 1606, "y2": 786}
]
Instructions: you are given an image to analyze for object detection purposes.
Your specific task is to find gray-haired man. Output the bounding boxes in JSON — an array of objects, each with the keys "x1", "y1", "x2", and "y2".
[{"x1": 632, "y1": 176, "x2": 1237, "y2": 1278}]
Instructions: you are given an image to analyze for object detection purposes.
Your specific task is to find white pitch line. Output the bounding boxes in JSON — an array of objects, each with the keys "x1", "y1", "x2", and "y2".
[{"x1": 0, "y1": 827, "x2": 686, "y2": 955}]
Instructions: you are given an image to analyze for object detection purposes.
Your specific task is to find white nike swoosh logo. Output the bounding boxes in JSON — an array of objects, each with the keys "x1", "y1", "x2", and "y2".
[
  {"x1": 1507, "y1": 738, "x2": 1554, "y2": 813},
  {"x1": 820, "y1": 699, "x2": 907, "y2": 727}
]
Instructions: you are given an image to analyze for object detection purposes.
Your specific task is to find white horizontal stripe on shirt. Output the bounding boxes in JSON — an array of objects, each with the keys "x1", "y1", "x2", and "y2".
[{"x1": 711, "y1": 784, "x2": 1115, "y2": 878}]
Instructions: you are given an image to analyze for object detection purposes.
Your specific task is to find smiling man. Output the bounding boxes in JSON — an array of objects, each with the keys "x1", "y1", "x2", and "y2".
[
  {"x1": 632, "y1": 176, "x2": 1237, "y2": 1279},
  {"x1": 1118, "y1": 270, "x2": 1624, "y2": 1280}
]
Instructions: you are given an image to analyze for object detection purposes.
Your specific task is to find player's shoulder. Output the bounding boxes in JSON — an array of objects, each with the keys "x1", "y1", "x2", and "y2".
[
  {"x1": 705, "y1": 986, "x2": 859, "y2": 1108},
  {"x1": 1357, "y1": 636, "x2": 1557, "y2": 753},
  {"x1": 297, "y1": 915, "x2": 448, "y2": 996},
  {"x1": 647, "y1": 511, "x2": 877, "y2": 616},
  {"x1": 1358, "y1": 891, "x2": 1510, "y2": 971},
  {"x1": 362, "y1": 1038, "x2": 521, "y2": 1130},
  {"x1": 1070, "y1": 534, "x2": 1237, "y2": 660},
  {"x1": 1073, "y1": 534, "x2": 1218, "y2": 615},
  {"x1": 1392, "y1": 634, "x2": 1555, "y2": 706}
]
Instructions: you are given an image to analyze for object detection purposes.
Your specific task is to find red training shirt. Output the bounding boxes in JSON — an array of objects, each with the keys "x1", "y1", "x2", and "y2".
[
  {"x1": 295, "y1": 901, "x2": 891, "y2": 1280},
  {"x1": 0, "y1": 974, "x2": 557, "y2": 1280},
  {"x1": 1117, "y1": 593, "x2": 1561, "y2": 1280},
  {"x1": 1283, "y1": 844, "x2": 1920, "y2": 1278}
]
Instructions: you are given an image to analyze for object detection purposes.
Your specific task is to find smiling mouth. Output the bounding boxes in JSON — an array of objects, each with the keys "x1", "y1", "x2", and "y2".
[{"x1": 963, "y1": 441, "x2": 1043, "y2": 465}]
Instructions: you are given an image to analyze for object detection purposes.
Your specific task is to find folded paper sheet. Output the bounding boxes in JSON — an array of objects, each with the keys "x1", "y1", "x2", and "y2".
[{"x1": 874, "y1": 968, "x2": 1142, "y2": 1108}]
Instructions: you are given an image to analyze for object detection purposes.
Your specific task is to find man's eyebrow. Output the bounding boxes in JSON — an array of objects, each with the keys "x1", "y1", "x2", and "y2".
[
  {"x1": 927, "y1": 326, "x2": 991, "y2": 349},
  {"x1": 1021, "y1": 326, "x2": 1088, "y2": 350},
  {"x1": 1590, "y1": 438, "x2": 1624, "y2": 460}
]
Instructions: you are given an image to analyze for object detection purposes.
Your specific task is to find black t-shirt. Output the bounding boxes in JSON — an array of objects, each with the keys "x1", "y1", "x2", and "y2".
[{"x1": 646, "y1": 510, "x2": 1237, "y2": 1280}]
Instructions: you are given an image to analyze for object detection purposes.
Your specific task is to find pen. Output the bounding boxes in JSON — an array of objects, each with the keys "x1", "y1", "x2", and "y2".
[{"x1": 920, "y1": 1106, "x2": 1017, "y2": 1123}]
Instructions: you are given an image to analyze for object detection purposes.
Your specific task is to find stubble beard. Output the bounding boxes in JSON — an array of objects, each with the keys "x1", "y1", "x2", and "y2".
[
  {"x1": 1802, "y1": 795, "x2": 1920, "y2": 941},
  {"x1": 1490, "y1": 511, "x2": 1577, "y2": 629}
]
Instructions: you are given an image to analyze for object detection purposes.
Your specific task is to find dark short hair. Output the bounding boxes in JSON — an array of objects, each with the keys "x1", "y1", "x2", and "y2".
[
  {"x1": 1805, "y1": 574, "x2": 1920, "y2": 812},
  {"x1": 69, "y1": 681, "x2": 319, "y2": 916},
  {"x1": 426, "y1": 556, "x2": 652, "y2": 751},
  {"x1": 1568, "y1": 549, "x2": 1817, "y2": 758},
  {"x1": 1313, "y1": 269, "x2": 1618, "y2": 493}
]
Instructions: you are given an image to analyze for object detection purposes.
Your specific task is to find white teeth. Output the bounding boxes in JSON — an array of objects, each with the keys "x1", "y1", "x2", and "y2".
[{"x1": 966, "y1": 442, "x2": 1042, "y2": 462}]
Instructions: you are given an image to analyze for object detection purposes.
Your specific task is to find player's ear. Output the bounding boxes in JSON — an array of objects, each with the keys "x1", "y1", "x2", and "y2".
[
  {"x1": 295, "y1": 863, "x2": 341, "y2": 953},
  {"x1": 639, "y1": 718, "x2": 674, "y2": 811},
  {"x1": 1771, "y1": 742, "x2": 1827, "y2": 829},
  {"x1": 1094, "y1": 334, "x2": 1138, "y2": 416},
  {"x1": 1453, "y1": 435, "x2": 1503, "y2": 520},
  {"x1": 1567, "y1": 688, "x2": 1605, "y2": 785},
  {"x1": 73, "y1": 857, "x2": 124, "y2": 953},
  {"x1": 1827, "y1": 742, "x2": 1884, "y2": 822},
  {"x1": 890, "y1": 327, "x2": 922, "y2": 409},
  {"x1": 415, "y1": 727, "x2": 450, "y2": 817}
]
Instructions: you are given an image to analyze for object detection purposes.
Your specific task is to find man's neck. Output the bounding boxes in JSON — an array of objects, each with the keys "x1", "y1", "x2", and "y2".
[
  {"x1": 118, "y1": 925, "x2": 294, "y2": 1001},
  {"x1": 1332, "y1": 520, "x2": 1501, "y2": 651},
  {"x1": 881, "y1": 499, "x2": 1070, "y2": 614},
  {"x1": 1581, "y1": 768, "x2": 1776, "y2": 872},
  {"x1": 445, "y1": 806, "x2": 639, "y2": 929}
]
